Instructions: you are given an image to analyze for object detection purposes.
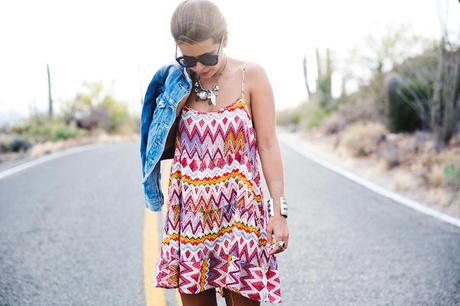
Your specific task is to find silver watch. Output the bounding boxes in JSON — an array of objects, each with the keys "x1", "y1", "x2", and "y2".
[{"x1": 267, "y1": 196, "x2": 288, "y2": 218}]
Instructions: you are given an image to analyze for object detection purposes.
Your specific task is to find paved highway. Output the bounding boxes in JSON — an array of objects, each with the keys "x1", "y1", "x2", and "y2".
[{"x1": 0, "y1": 139, "x2": 459, "y2": 306}]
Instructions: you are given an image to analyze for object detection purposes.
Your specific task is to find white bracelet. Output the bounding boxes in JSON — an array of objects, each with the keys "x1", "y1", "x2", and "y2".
[{"x1": 267, "y1": 196, "x2": 288, "y2": 218}]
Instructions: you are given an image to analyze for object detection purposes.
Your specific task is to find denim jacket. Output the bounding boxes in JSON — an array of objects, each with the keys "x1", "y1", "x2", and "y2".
[{"x1": 139, "y1": 61, "x2": 192, "y2": 212}]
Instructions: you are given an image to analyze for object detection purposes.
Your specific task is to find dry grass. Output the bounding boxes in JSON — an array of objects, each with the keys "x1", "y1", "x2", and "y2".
[
  {"x1": 292, "y1": 116, "x2": 460, "y2": 219},
  {"x1": 1, "y1": 129, "x2": 139, "y2": 165},
  {"x1": 391, "y1": 169, "x2": 420, "y2": 192},
  {"x1": 339, "y1": 121, "x2": 387, "y2": 157}
]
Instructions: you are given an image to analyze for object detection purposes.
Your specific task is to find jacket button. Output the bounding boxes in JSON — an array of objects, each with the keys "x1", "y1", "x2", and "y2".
[{"x1": 158, "y1": 100, "x2": 164, "y2": 107}]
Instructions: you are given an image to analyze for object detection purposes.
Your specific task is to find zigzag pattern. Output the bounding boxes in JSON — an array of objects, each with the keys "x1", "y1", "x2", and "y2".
[{"x1": 152, "y1": 99, "x2": 281, "y2": 304}]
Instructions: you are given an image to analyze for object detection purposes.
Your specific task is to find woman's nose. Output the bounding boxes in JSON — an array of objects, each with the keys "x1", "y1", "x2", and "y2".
[{"x1": 194, "y1": 62, "x2": 206, "y2": 72}]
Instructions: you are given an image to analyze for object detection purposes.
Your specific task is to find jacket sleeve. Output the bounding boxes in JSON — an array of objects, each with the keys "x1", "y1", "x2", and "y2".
[
  {"x1": 139, "y1": 64, "x2": 169, "y2": 176},
  {"x1": 140, "y1": 63, "x2": 177, "y2": 212},
  {"x1": 142, "y1": 161, "x2": 163, "y2": 212}
]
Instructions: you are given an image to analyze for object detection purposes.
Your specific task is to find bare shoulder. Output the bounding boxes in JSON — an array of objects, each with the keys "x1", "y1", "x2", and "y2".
[
  {"x1": 243, "y1": 61, "x2": 273, "y2": 103},
  {"x1": 244, "y1": 61, "x2": 268, "y2": 80},
  {"x1": 241, "y1": 61, "x2": 276, "y2": 148},
  {"x1": 227, "y1": 58, "x2": 267, "y2": 79},
  {"x1": 244, "y1": 62, "x2": 271, "y2": 91}
]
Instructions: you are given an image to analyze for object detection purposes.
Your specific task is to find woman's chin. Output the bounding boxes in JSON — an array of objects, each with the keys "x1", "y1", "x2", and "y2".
[{"x1": 198, "y1": 70, "x2": 214, "y2": 78}]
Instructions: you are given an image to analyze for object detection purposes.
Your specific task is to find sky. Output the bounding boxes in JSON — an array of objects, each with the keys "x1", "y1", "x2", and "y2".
[{"x1": 0, "y1": 0, "x2": 458, "y2": 126}]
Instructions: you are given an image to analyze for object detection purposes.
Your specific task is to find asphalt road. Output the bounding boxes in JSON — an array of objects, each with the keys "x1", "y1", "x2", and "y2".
[
  {"x1": 0, "y1": 139, "x2": 459, "y2": 306},
  {"x1": 0, "y1": 142, "x2": 145, "y2": 306}
]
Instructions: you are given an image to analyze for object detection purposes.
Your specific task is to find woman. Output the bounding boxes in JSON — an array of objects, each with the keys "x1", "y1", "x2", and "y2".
[{"x1": 152, "y1": 0, "x2": 289, "y2": 305}]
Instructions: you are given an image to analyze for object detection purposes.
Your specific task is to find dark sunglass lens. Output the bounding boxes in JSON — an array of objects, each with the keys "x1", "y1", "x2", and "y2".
[
  {"x1": 178, "y1": 57, "x2": 196, "y2": 67},
  {"x1": 199, "y1": 54, "x2": 218, "y2": 66}
]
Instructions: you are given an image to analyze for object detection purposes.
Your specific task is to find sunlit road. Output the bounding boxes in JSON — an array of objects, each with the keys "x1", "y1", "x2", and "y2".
[
  {"x1": 1, "y1": 138, "x2": 459, "y2": 306},
  {"x1": 0, "y1": 142, "x2": 145, "y2": 306}
]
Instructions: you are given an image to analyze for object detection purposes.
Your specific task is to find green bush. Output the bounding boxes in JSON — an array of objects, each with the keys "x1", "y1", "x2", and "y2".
[
  {"x1": 49, "y1": 122, "x2": 82, "y2": 141},
  {"x1": 277, "y1": 107, "x2": 303, "y2": 126},
  {"x1": 445, "y1": 164, "x2": 460, "y2": 188},
  {"x1": 304, "y1": 107, "x2": 329, "y2": 129},
  {"x1": 384, "y1": 74, "x2": 431, "y2": 133},
  {"x1": 277, "y1": 99, "x2": 332, "y2": 132},
  {"x1": 0, "y1": 135, "x2": 32, "y2": 153},
  {"x1": 100, "y1": 96, "x2": 131, "y2": 133},
  {"x1": 11, "y1": 116, "x2": 83, "y2": 142},
  {"x1": 60, "y1": 81, "x2": 137, "y2": 134},
  {"x1": 297, "y1": 98, "x2": 332, "y2": 131}
]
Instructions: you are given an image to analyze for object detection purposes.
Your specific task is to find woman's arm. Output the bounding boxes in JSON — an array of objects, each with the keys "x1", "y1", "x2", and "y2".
[
  {"x1": 247, "y1": 62, "x2": 288, "y2": 254},
  {"x1": 247, "y1": 63, "x2": 286, "y2": 219}
]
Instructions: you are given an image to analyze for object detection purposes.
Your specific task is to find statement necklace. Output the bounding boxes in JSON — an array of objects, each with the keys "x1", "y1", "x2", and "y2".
[{"x1": 193, "y1": 55, "x2": 228, "y2": 106}]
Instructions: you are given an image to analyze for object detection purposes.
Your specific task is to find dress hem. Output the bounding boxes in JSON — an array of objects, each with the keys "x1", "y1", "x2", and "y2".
[
  {"x1": 152, "y1": 283, "x2": 280, "y2": 304},
  {"x1": 152, "y1": 256, "x2": 282, "y2": 304}
]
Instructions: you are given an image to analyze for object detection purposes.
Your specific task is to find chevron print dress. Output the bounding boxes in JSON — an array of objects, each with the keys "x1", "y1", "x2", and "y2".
[{"x1": 152, "y1": 64, "x2": 282, "y2": 304}]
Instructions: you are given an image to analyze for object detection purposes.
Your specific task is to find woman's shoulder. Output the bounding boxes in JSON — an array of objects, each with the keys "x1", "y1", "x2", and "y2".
[
  {"x1": 234, "y1": 60, "x2": 270, "y2": 91},
  {"x1": 244, "y1": 61, "x2": 267, "y2": 78},
  {"x1": 229, "y1": 58, "x2": 264, "y2": 71},
  {"x1": 227, "y1": 58, "x2": 268, "y2": 83}
]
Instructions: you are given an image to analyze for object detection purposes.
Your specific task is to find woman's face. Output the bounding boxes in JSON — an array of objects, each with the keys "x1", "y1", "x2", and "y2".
[{"x1": 177, "y1": 35, "x2": 227, "y2": 80}]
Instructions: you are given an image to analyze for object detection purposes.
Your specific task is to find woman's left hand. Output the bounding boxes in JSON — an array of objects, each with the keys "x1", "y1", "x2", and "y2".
[{"x1": 266, "y1": 215, "x2": 289, "y2": 255}]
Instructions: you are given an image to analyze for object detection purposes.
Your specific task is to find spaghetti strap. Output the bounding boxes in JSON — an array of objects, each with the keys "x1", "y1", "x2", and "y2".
[{"x1": 241, "y1": 62, "x2": 247, "y2": 99}]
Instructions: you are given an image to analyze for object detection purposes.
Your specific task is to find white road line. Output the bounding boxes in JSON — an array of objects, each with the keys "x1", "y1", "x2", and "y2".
[
  {"x1": 278, "y1": 130, "x2": 460, "y2": 229},
  {"x1": 0, "y1": 143, "x2": 106, "y2": 181}
]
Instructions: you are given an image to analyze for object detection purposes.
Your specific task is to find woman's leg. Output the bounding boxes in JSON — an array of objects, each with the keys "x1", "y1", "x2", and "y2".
[
  {"x1": 222, "y1": 288, "x2": 261, "y2": 306},
  {"x1": 179, "y1": 287, "x2": 218, "y2": 306}
]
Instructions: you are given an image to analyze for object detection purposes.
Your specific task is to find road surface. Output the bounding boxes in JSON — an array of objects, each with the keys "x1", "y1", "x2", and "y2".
[{"x1": 0, "y1": 140, "x2": 459, "y2": 305}]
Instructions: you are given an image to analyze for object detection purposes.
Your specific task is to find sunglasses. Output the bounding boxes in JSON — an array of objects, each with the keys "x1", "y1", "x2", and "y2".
[{"x1": 175, "y1": 37, "x2": 223, "y2": 68}]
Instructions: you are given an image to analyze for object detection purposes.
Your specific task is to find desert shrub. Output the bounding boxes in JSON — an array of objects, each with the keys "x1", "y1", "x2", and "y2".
[
  {"x1": 375, "y1": 132, "x2": 423, "y2": 169},
  {"x1": 100, "y1": 96, "x2": 131, "y2": 133},
  {"x1": 277, "y1": 107, "x2": 303, "y2": 126},
  {"x1": 48, "y1": 122, "x2": 82, "y2": 141},
  {"x1": 444, "y1": 164, "x2": 460, "y2": 189},
  {"x1": 384, "y1": 74, "x2": 432, "y2": 133},
  {"x1": 438, "y1": 148, "x2": 460, "y2": 188},
  {"x1": 415, "y1": 142, "x2": 460, "y2": 188},
  {"x1": 61, "y1": 81, "x2": 137, "y2": 134},
  {"x1": 302, "y1": 107, "x2": 329, "y2": 130},
  {"x1": 318, "y1": 97, "x2": 380, "y2": 135},
  {"x1": 11, "y1": 115, "x2": 83, "y2": 142},
  {"x1": 340, "y1": 121, "x2": 387, "y2": 157},
  {"x1": 0, "y1": 135, "x2": 32, "y2": 153},
  {"x1": 75, "y1": 106, "x2": 108, "y2": 130},
  {"x1": 319, "y1": 112, "x2": 347, "y2": 135}
]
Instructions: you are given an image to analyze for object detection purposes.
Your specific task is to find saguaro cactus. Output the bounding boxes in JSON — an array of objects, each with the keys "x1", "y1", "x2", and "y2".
[
  {"x1": 431, "y1": 40, "x2": 460, "y2": 149},
  {"x1": 302, "y1": 48, "x2": 334, "y2": 110},
  {"x1": 47, "y1": 63, "x2": 53, "y2": 119},
  {"x1": 315, "y1": 48, "x2": 333, "y2": 111},
  {"x1": 302, "y1": 52, "x2": 312, "y2": 101}
]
